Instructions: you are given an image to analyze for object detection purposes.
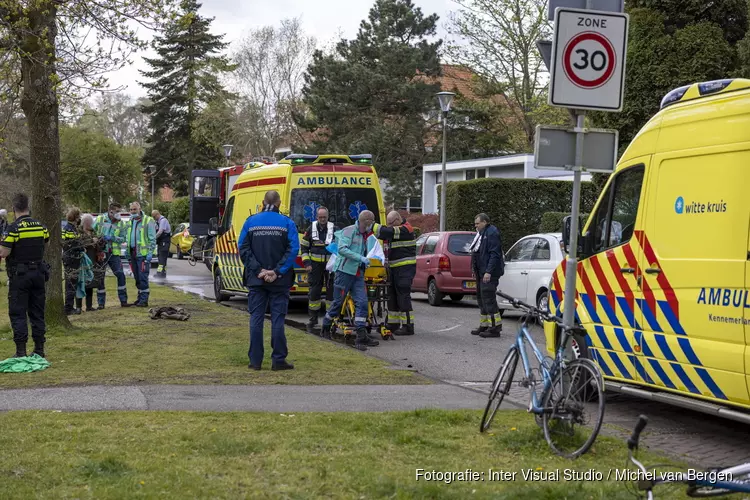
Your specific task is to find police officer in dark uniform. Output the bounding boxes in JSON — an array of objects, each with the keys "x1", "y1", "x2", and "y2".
[
  {"x1": 372, "y1": 211, "x2": 418, "y2": 336},
  {"x1": 300, "y1": 207, "x2": 339, "y2": 335},
  {"x1": 0, "y1": 193, "x2": 50, "y2": 358}
]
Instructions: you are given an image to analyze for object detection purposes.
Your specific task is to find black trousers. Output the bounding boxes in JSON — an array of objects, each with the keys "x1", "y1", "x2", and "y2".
[
  {"x1": 307, "y1": 261, "x2": 333, "y2": 319},
  {"x1": 8, "y1": 269, "x2": 46, "y2": 344},
  {"x1": 477, "y1": 275, "x2": 502, "y2": 328},
  {"x1": 157, "y1": 237, "x2": 170, "y2": 273},
  {"x1": 387, "y1": 265, "x2": 415, "y2": 324},
  {"x1": 64, "y1": 261, "x2": 80, "y2": 312}
]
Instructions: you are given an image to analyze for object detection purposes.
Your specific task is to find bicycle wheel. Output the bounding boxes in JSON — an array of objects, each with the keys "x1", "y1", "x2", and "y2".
[
  {"x1": 480, "y1": 347, "x2": 518, "y2": 433},
  {"x1": 542, "y1": 358, "x2": 605, "y2": 458}
]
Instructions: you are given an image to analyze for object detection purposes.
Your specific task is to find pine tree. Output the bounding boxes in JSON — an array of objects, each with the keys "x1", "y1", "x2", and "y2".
[
  {"x1": 140, "y1": 0, "x2": 236, "y2": 195},
  {"x1": 299, "y1": 0, "x2": 443, "y2": 203}
]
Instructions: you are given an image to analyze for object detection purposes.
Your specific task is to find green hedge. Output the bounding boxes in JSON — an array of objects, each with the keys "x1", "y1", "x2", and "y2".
[
  {"x1": 444, "y1": 178, "x2": 598, "y2": 248},
  {"x1": 539, "y1": 211, "x2": 591, "y2": 234},
  {"x1": 153, "y1": 197, "x2": 190, "y2": 229}
]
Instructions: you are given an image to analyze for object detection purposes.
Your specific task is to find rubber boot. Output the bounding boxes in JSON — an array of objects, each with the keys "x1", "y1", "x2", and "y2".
[
  {"x1": 394, "y1": 323, "x2": 415, "y2": 336},
  {"x1": 354, "y1": 327, "x2": 379, "y2": 351},
  {"x1": 320, "y1": 324, "x2": 333, "y2": 340},
  {"x1": 394, "y1": 320, "x2": 415, "y2": 335},
  {"x1": 385, "y1": 323, "x2": 400, "y2": 335},
  {"x1": 479, "y1": 325, "x2": 502, "y2": 338},
  {"x1": 471, "y1": 326, "x2": 488, "y2": 336},
  {"x1": 32, "y1": 341, "x2": 45, "y2": 358},
  {"x1": 306, "y1": 313, "x2": 318, "y2": 334},
  {"x1": 13, "y1": 342, "x2": 27, "y2": 358}
]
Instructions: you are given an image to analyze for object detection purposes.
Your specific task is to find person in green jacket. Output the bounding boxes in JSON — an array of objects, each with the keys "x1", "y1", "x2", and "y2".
[
  {"x1": 93, "y1": 203, "x2": 129, "y2": 307},
  {"x1": 319, "y1": 210, "x2": 380, "y2": 351},
  {"x1": 125, "y1": 202, "x2": 156, "y2": 307}
]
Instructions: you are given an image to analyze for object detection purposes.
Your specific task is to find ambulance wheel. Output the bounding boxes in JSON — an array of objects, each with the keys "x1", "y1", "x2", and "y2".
[{"x1": 214, "y1": 270, "x2": 230, "y2": 303}]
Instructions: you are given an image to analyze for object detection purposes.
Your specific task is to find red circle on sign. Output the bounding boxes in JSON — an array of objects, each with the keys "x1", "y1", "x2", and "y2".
[{"x1": 563, "y1": 31, "x2": 616, "y2": 89}]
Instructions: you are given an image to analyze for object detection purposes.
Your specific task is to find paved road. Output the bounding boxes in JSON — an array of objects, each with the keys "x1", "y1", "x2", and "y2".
[
  {"x1": 0, "y1": 385, "x2": 488, "y2": 412},
  {"x1": 157, "y1": 259, "x2": 750, "y2": 467}
]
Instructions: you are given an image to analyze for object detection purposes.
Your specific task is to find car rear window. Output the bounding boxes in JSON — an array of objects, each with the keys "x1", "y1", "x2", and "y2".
[{"x1": 447, "y1": 234, "x2": 474, "y2": 255}]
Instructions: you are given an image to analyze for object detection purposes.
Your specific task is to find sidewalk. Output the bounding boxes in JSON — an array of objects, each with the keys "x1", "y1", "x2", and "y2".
[{"x1": 0, "y1": 384, "x2": 493, "y2": 412}]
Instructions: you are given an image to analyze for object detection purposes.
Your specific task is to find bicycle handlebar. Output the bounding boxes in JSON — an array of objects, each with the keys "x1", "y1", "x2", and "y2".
[
  {"x1": 628, "y1": 415, "x2": 648, "y2": 451},
  {"x1": 496, "y1": 291, "x2": 558, "y2": 323}
]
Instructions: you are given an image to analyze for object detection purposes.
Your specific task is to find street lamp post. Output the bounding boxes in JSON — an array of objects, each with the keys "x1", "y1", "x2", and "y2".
[
  {"x1": 222, "y1": 144, "x2": 233, "y2": 167},
  {"x1": 436, "y1": 91, "x2": 455, "y2": 232},
  {"x1": 148, "y1": 165, "x2": 156, "y2": 208},
  {"x1": 97, "y1": 175, "x2": 105, "y2": 214}
]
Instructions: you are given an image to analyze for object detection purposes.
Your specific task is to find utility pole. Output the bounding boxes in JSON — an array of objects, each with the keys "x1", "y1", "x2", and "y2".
[
  {"x1": 436, "y1": 92, "x2": 455, "y2": 232},
  {"x1": 97, "y1": 176, "x2": 104, "y2": 213},
  {"x1": 148, "y1": 165, "x2": 156, "y2": 208}
]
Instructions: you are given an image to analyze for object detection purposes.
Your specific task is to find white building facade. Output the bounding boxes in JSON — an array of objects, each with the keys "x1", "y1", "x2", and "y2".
[{"x1": 421, "y1": 154, "x2": 592, "y2": 214}]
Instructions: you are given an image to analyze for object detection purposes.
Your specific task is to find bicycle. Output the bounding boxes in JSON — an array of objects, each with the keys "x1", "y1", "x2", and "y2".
[
  {"x1": 626, "y1": 415, "x2": 750, "y2": 498},
  {"x1": 480, "y1": 291, "x2": 606, "y2": 459}
]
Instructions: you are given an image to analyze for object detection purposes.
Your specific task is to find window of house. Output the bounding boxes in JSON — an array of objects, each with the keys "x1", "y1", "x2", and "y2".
[
  {"x1": 477, "y1": 169, "x2": 486, "y2": 178},
  {"x1": 465, "y1": 170, "x2": 476, "y2": 180}
]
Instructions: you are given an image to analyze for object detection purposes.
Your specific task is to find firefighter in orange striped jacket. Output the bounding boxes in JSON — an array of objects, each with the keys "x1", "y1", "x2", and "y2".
[{"x1": 372, "y1": 211, "x2": 417, "y2": 335}]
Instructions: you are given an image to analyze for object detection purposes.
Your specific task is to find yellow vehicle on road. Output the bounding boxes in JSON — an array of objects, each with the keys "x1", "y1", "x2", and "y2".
[
  {"x1": 191, "y1": 154, "x2": 388, "y2": 302},
  {"x1": 545, "y1": 78, "x2": 750, "y2": 422}
]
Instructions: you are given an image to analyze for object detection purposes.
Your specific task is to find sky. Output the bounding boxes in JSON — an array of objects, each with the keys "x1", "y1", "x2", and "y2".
[{"x1": 106, "y1": 0, "x2": 456, "y2": 99}]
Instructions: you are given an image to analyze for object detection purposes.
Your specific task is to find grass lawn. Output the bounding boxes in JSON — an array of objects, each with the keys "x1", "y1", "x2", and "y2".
[
  {"x1": 0, "y1": 409, "x2": 688, "y2": 499},
  {"x1": 0, "y1": 278, "x2": 425, "y2": 388}
]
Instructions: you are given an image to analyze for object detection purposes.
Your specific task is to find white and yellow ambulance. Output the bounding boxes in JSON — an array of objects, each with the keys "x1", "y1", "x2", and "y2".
[
  {"x1": 545, "y1": 79, "x2": 750, "y2": 421},
  {"x1": 199, "y1": 154, "x2": 388, "y2": 301}
]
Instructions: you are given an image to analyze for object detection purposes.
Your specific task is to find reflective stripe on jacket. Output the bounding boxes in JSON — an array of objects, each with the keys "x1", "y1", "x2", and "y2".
[
  {"x1": 372, "y1": 221, "x2": 416, "y2": 268},
  {"x1": 125, "y1": 214, "x2": 156, "y2": 257},
  {"x1": 94, "y1": 214, "x2": 126, "y2": 256},
  {"x1": 301, "y1": 221, "x2": 339, "y2": 264}
]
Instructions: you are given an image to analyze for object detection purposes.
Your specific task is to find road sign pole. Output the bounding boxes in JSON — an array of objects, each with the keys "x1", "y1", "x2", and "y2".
[{"x1": 561, "y1": 112, "x2": 585, "y2": 336}]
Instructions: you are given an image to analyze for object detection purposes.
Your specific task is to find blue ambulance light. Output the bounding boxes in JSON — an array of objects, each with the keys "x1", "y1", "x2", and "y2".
[
  {"x1": 660, "y1": 85, "x2": 691, "y2": 109},
  {"x1": 698, "y1": 79, "x2": 734, "y2": 96}
]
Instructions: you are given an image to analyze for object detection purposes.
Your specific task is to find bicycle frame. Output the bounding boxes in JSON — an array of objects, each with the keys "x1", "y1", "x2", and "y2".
[{"x1": 514, "y1": 310, "x2": 580, "y2": 415}]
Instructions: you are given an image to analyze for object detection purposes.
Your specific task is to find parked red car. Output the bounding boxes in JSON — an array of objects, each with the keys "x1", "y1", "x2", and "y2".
[{"x1": 412, "y1": 231, "x2": 477, "y2": 306}]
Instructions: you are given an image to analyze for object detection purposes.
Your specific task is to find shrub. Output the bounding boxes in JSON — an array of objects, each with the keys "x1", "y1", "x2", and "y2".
[
  {"x1": 398, "y1": 210, "x2": 438, "y2": 236},
  {"x1": 167, "y1": 197, "x2": 190, "y2": 228},
  {"x1": 444, "y1": 178, "x2": 598, "y2": 249},
  {"x1": 539, "y1": 211, "x2": 591, "y2": 234}
]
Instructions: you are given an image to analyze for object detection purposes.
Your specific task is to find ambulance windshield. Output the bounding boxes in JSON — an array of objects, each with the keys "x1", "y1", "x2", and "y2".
[{"x1": 289, "y1": 188, "x2": 381, "y2": 231}]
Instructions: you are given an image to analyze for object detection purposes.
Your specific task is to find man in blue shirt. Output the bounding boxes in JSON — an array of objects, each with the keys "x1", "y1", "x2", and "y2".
[{"x1": 238, "y1": 191, "x2": 299, "y2": 371}]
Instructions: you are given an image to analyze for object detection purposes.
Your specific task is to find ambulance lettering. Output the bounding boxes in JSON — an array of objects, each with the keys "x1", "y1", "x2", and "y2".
[
  {"x1": 297, "y1": 176, "x2": 372, "y2": 186},
  {"x1": 697, "y1": 288, "x2": 750, "y2": 308},
  {"x1": 675, "y1": 196, "x2": 728, "y2": 214}
]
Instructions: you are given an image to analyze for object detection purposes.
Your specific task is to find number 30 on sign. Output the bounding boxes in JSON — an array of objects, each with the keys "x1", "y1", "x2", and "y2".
[{"x1": 549, "y1": 8, "x2": 629, "y2": 112}]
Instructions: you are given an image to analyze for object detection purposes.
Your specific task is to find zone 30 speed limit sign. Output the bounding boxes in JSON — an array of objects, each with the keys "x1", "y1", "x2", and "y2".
[{"x1": 549, "y1": 8, "x2": 629, "y2": 111}]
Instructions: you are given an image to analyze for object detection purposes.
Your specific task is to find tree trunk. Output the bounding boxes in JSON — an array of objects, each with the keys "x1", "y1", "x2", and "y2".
[{"x1": 18, "y1": 4, "x2": 70, "y2": 328}]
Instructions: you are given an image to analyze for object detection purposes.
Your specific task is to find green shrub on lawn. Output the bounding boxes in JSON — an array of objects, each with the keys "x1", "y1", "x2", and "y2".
[{"x1": 444, "y1": 178, "x2": 598, "y2": 248}]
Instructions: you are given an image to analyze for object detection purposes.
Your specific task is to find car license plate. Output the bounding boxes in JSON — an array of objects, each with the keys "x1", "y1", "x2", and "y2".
[{"x1": 464, "y1": 281, "x2": 476, "y2": 289}]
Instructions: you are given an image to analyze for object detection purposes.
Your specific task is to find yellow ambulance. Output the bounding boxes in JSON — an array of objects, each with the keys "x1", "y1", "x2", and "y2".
[
  {"x1": 208, "y1": 154, "x2": 387, "y2": 301},
  {"x1": 545, "y1": 78, "x2": 750, "y2": 421}
]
